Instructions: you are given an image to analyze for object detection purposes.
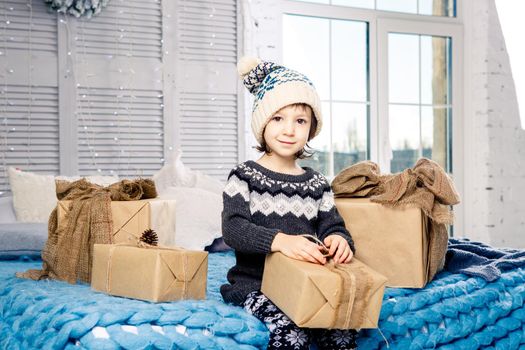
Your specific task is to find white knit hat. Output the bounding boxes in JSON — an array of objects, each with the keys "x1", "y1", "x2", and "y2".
[{"x1": 237, "y1": 56, "x2": 323, "y2": 144}]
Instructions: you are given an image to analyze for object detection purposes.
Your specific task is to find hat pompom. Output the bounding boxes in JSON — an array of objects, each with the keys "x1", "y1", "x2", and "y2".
[{"x1": 237, "y1": 56, "x2": 261, "y2": 78}]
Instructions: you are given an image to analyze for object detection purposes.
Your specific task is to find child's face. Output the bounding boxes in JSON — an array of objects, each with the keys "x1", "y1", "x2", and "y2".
[{"x1": 263, "y1": 104, "x2": 313, "y2": 160}]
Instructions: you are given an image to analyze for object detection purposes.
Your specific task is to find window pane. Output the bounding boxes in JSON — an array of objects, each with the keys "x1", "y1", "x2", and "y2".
[
  {"x1": 299, "y1": 102, "x2": 331, "y2": 175},
  {"x1": 388, "y1": 33, "x2": 419, "y2": 104},
  {"x1": 283, "y1": 15, "x2": 330, "y2": 100},
  {"x1": 332, "y1": 20, "x2": 368, "y2": 102},
  {"x1": 421, "y1": 106, "x2": 450, "y2": 171},
  {"x1": 389, "y1": 104, "x2": 420, "y2": 173},
  {"x1": 291, "y1": 0, "x2": 330, "y2": 3},
  {"x1": 418, "y1": 0, "x2": 456, "y2": 16},
  {"x1": 332, "y1": 0, "x2": 374, "y2": 9},
  {"x1": 377, "y1": 0, "x2": 417, "y2": 14},
  {"x1": 421, "y1": 35, "x2": 450, "y2": 105},
  {"x1": 332, "y1": 102, "x2": 368, "y2": 173}
]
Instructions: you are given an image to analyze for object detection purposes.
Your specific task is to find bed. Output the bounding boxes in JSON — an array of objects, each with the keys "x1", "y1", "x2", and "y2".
[{"x1": 1, "y1": 249, "x2": 525, "y2": 349}]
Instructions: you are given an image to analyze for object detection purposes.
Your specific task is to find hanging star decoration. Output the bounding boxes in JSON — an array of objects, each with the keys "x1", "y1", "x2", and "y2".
[{"x1": 44, "y1": 0, "x2": 110, "y2": 19}]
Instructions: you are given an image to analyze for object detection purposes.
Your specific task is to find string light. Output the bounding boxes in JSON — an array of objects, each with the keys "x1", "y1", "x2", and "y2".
[
  {"x1": 114, "y1": 0, "x2": 122, "y2": 174},
  {"x1": 77, "y1": 16, "x2": 98, "y2": 173},
  {"x1": 27, "y1": 0, "x2": 33, "y2": 168},
  {"x1": 1, "y1": 1, "x2": 8, "y2": 185}
]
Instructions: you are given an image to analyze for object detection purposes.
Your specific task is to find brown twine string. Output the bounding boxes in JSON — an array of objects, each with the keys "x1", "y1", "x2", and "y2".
[
  {"x1": 300, "y1": 234, "x2": 355, "y2": 328},
  {"x1": 182, "y1": 255, "x2": 188, "y2": 299},
  {"x1": 300, "y1": 234, "x2": 332, "y2": 258}
]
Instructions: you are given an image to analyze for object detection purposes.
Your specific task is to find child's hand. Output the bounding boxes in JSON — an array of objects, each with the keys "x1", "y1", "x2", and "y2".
[
  {"x1": 271, "y1": 233, "x2": 327, "y2": 265},
  {"x1": 323, "y1": 235, "x2": 353, "y2": 264}
]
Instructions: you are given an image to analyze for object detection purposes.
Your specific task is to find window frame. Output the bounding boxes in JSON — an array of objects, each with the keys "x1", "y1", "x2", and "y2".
[{"x1": 280, "y1": 0, "x2": 464, "y2": 231}]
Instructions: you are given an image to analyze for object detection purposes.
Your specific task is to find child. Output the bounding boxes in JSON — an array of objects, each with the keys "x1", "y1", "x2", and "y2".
[{"x1": 221, "y1": 57, "x2": 357, "y2": 350}]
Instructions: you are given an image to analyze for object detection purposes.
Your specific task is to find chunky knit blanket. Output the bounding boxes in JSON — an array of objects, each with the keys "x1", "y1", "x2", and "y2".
[
  {"x1": 2, "y1": 250, "x2": 525, "y2": 349},
  {"x1": 1, "y1": 252, "x2": 268, "y2": 349}
]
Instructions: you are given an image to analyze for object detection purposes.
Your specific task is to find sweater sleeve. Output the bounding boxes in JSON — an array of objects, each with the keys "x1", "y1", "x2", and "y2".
[
  {"x1": 222, "y1": 168, "x2": 280, "y2": 254},
  {"x1": 316, "y1": 182, "x2": 356, "y2": 253}
]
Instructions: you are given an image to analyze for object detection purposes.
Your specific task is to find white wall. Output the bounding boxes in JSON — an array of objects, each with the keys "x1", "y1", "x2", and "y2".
[
  {"x1": 244, "y1": 0, "x2": 525, "y2": 248},
  {"x1": 464, "y1": 0, "x2": 525, "y2": 248}
]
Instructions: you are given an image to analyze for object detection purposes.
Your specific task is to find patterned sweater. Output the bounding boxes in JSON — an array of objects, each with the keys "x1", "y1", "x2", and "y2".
[{"x1": 220, "y1": 160, "x2": 355, "y2": 306}]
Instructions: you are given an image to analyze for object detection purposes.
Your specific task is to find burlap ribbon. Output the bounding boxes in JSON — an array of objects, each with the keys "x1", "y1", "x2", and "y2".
[
  {"x1": 17, "y1": 178, "x2": 157, "y2": 284},
  {"x1": 302, "y1": 235, "x2": 371, "y2": 329},
  {"x1": 331, "y1": 158, "x2": 460, "y2": 281}
]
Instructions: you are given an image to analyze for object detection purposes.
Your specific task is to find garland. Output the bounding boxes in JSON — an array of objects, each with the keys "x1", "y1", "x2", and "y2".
[{"x1": 44, "y1": 0, "x2": 110, "y2": 19}]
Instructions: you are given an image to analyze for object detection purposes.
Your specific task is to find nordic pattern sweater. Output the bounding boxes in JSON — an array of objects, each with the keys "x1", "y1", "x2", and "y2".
[{"x1": 220, "y1": 160, "x2": 356, "y2": 306}]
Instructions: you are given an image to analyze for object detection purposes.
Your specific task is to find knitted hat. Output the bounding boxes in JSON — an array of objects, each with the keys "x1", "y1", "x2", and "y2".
[{"x1": 237, "y1": 56, "x2": 323, "y2": 144}]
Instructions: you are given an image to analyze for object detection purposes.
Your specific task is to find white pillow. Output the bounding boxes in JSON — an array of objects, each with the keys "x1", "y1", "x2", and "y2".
[
  {"x1": 159, "y1": 186, "x2": 222, "y2": 250},
  {"x1": 8, "y1": 167, "x2": 119, "y2": 223},
  {"x1": 153, "y1": 149, "x2": 224, "y2": 195}
]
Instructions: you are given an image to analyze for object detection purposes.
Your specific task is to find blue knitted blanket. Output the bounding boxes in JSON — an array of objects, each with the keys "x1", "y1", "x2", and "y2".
[
  {"x1": 445, "y1": 238, "x2": 525, "y2": 281},
  {"x1": 2, "y1": 249, "x2": 525, "y2": 349},
  {"x1": 0, "y1": 252, "x2": 268, "y2": 349}
]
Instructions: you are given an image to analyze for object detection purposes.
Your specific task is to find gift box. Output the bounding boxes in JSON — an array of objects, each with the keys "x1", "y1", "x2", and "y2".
[
  {"x1": 261, "y1": 253, "x2": 387, "y2": 329},
  {"x1": 91, "y1": 244, "x2": 208, "y2": 302},
  {"x1": 335, "y1": 198, "x2": 430, "y2": 288},
  {"x1": 58, "y1": 199, "x2": 176, "y2": 247}
]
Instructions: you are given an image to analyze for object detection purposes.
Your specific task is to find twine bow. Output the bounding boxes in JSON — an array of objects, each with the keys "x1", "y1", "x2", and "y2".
[{"x1": 300, "y1": 234, "x2": 358, "y2": 329}]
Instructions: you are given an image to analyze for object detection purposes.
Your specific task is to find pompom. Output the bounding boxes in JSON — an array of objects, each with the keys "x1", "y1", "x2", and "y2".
[{"x1": 237, "y1": 56, "x2": 261, "y2": 78}]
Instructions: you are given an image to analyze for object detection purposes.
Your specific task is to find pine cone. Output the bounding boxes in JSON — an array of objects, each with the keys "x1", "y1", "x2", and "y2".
[{"x1": 140, "y1": 229, "x2": 158, "y2": 246}]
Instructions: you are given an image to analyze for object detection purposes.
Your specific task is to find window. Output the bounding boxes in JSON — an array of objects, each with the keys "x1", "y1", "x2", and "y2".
[
  {"x1": 293, "y1": 0, "x2": 456, "y2": 17},
  {"x1": 282, "y1": 0, "x2": 462, "y2": 178},
  {"x1": 283, "y1": 14, "x2": 369, "y2": 176},
  {"x1": 387, "y1": 33, "x2": 452, "y2": 173}
]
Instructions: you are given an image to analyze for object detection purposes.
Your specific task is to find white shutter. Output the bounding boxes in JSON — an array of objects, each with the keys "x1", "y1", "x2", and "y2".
[
  {"x1": 1, "y1": 0, "x2": 241, "y2": 194},
  {"x1": 77, "y1": 87, "x2": 164, "y2": 177},
  {"x1": 179, "y1": 92, "x2": 239, "y2": 177},
  {"x1": 178, "y1": 0, "x2": 237, "y2": 63},
  {"x1": 175, "y1": 0, "x2": 241, "y2": 181},
  {"x1": 72, "y1": 0, "x2": 165, "y2": 178},
  {"x1": 0, "y1": 0, "x2": 59, "y2": 194}
]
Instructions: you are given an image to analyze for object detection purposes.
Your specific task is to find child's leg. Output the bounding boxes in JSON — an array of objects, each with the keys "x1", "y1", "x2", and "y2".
[
  {"x1": 310, "y1": 328, "x2": 358, "y2": 350},
  {"x1": 243, "y1": 290, "x2": 311, "y2": 350}
]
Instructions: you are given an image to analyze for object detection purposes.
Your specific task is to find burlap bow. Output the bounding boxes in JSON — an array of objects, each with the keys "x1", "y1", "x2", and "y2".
[
  {"x1": 331, "y1": 158, "x2": 460, "y2": 281},
  {"x1": 17, "y1": 178, "x2": 157, "y2": 284}
]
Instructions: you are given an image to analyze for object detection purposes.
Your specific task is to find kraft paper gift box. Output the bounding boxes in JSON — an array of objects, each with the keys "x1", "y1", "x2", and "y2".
[
  {"x1": 91, "y1": 244, "x2": 208, "y2": 302},
  {"x1": 261, "y1": 252, "x2": 387, "y2": 329},
  {"x1": 335, "y1": 198, "x2": 430, "y2": 288},
  {"x1": 58, "y1": 199, "x2": 177, "y2": 247}
]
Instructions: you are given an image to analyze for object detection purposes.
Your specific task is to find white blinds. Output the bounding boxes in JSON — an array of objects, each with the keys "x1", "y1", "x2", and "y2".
[
  {"x1": 175, "y1": 0, "x2": 240, "y2": 180},
  {"x1": 0, "y1": 0, "x2": 59, "y2": 193},
  {"x1": 0, "y1": 0, "x2": 240, "y2": 195}
]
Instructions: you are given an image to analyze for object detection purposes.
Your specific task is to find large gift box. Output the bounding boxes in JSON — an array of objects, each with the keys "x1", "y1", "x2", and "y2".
[
  {"x1": 261, "y1": 252, "x2": 387, "y2": 329},
  {"x1": 58, "y1": 199, "x2": 176, "y2": 246},
  {"x1": 335, "y1": 198, "x2": 430, "y2": 288},
  {"x1": 91, "y1": 244, "x2": 208, "y2": 302}
]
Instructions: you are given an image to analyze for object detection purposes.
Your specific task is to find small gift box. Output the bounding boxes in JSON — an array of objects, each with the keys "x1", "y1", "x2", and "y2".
[
  {"x1": 58, "y1": 199, "x2": 177, "y2": 246},
  {"x1": 91, "y1": 244, "x2": 208, "y2": 302},
  {"x1": 336, "y1": 198, "x2": 431, "y2": 288},
  {"x1": 261, "y1": 252, "x2": 387, "y2": 329}
]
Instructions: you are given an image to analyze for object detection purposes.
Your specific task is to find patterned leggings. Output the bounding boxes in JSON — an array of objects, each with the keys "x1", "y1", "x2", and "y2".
[{"x1": 243, "y1": 291, "x2": 357, "y2": 350}]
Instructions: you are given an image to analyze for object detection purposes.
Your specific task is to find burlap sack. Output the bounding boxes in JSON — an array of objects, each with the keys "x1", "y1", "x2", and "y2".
[
  {"x1": 17, "y1": 178, "x2": 157, "y2": 284},
  {"x1": 332, "y1": 158, "x2": 460, "y2": 281}
]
